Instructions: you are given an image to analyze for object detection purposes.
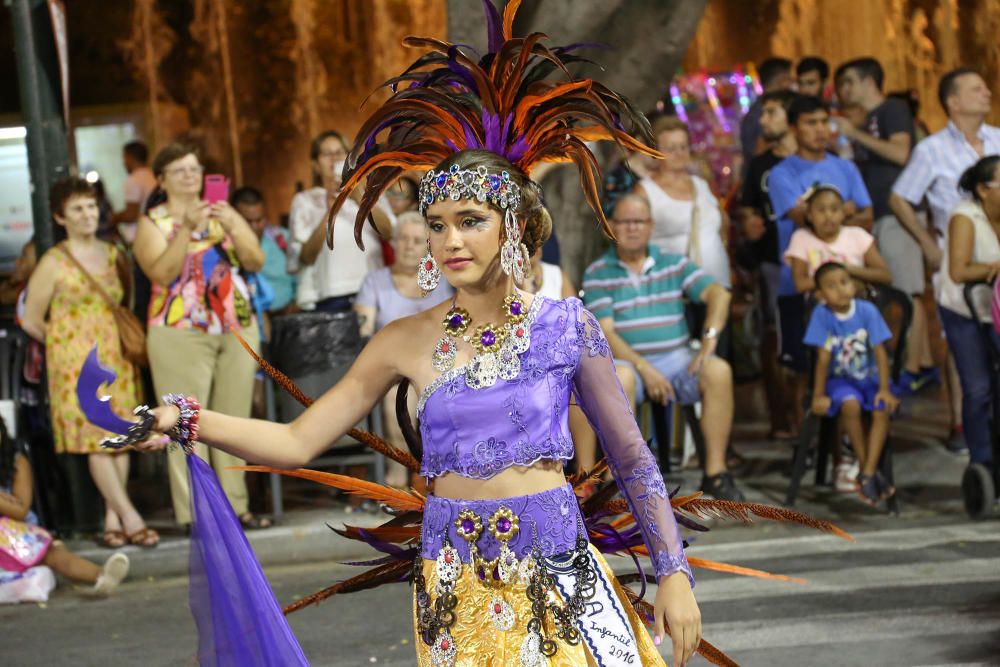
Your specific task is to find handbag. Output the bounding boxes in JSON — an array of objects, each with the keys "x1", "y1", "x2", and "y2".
[{"x1": 56, "y1": 243, "x2": 148, "y2": 367}]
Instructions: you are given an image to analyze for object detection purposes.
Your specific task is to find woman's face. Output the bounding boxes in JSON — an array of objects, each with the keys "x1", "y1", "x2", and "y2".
[
  {"x1": 158, "y1": 153, "x2": 203, "y2": 198},
  {"x1": 656, "y1": 129, "x2": 691, "y2": 171},
  {"x1": 977, "y1": 163, "x2": 1000, "y2": 212},
  {"x1": 424, "y1": 197, "x2": 504, "y2": 290},
  {"x1": 55, "y1": 194, "x2": 99, "y2": 239},
  {"x1": 394, "y1": 220, "x2": 428, "y2": 272},
  {"x1": 313, "y1": 136, "x2": 348, "y2": 188}
]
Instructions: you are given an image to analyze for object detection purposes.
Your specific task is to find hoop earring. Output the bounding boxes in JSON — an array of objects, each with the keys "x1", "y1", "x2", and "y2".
[{"x1": 417, "y1": 248, "x2": 440, "y2": 295}]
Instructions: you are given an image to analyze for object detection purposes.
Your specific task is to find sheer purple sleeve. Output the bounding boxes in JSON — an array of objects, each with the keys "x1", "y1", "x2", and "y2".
[{"x1": 570, "y1": 301, "x2": 694, "y2": 587}]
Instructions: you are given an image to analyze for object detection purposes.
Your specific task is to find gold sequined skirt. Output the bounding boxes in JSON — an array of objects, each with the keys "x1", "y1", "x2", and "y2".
[{"x1": 412, "y1": 543, "x2": 666, "y2": 666}]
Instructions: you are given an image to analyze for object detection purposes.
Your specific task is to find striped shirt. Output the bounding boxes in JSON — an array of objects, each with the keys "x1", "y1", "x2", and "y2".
[
  {"x1": 892, "y1": 120, "x2": 1000, "y2": 233},
  {"x1": 582, "y1": 245, "x2": 714, "y2": 354}
]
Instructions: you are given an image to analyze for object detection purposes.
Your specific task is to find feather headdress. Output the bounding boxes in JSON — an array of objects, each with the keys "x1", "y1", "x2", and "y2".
[{"x1": 327, "y1": 0, "x2": 662, "y2": 250}]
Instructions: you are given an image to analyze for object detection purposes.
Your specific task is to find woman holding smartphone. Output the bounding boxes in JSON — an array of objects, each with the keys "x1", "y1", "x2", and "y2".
[{"x1": 133, "y1": 143, "x2": 271, "y2": 531}]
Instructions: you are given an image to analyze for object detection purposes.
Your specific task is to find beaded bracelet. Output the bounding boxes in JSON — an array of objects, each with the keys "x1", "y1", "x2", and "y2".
[{"x1": 163, "y1": 394, "x2": 201, "y2": 454}]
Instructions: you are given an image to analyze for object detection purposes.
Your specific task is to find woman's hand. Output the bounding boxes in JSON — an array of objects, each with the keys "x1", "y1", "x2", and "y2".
[
  {"x1": 183, "y1": 201, "x2": 210, "y2": 231},
  {"x1": 132, "y1": 406, "x2": 181, "y2": 453},
  {"x1": 209, "y1": 201, "x2": 243, "y2": 232},
  {"x1": 654, "y1": 571, "x2": 701, "y2": 667}
]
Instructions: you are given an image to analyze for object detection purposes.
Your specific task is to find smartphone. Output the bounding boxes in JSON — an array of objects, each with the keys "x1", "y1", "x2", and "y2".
[{"x1": 203, "y1": 174, "x2": 230, "y2": 204}]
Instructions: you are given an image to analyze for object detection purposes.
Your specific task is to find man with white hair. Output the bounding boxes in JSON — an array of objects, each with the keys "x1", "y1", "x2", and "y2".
[{"x1": 582, "y1": 193, "x2": 744, "y2": 500}]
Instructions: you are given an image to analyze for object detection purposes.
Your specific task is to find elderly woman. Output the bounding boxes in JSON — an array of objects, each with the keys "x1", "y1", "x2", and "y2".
[
  {"x1": 132, "y1": 143, "x2": 270, "y2": 531},
  {"x1": 635, "y1": 115, "x2": 731, "y2": 288},
  {"x1": 22, "y1": 178, "x2": 152, "y2": 547},
  {"x1": 354, "y1": 211, "x2": 453, "y2": 487}
]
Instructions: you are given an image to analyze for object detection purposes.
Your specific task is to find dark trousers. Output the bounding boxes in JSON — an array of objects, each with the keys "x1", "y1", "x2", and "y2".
[{"x1": 939, "y1": 306, "x2": 1000, "y2": 465}]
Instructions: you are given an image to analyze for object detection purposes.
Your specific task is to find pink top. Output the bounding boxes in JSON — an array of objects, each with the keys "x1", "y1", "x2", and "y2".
[{"x1": 783, "y1": 226, "x2": 874, "y2": 276}]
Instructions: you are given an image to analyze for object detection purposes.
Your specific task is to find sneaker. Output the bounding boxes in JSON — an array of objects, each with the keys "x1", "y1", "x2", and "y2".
[
  {"x1": 700, "y1": 472, "x2": 746, "y2": 502},
  {"x1": 835, "y1": 461, "x2": 859, "y2": 493},
  {"x1": 946, "y1": 429, "x2": 970, "y2": 456},
  {"x1": 856, "y1": 474, "x2": 880, "y2": 507},
  {"x1": 92, "y1": 552, "x2": 130, "y2": 596},
  {"x1": 896, "y1": 367, "x2": 941, "y2": 396}
]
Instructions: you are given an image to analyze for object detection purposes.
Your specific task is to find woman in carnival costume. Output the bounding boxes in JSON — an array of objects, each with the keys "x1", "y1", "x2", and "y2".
[{"x1": 139, "y1": 3, "x2": 848, "y2": 665}]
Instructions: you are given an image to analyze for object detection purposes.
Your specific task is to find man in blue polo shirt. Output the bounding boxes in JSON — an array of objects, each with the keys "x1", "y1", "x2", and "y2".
[
  {"x1": 582, "y1": 193, "x2": 743, "y2": 501},
  {"x1": 768, "y1": 95, "x2": 873, "y2": 380}
]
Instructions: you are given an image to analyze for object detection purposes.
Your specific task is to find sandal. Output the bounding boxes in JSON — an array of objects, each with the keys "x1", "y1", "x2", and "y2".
[
  {"x1": 98, "y1": 530, "x2": 127, "y2": 549},
  {"x1": 239, "y1": 512, "x2": 273, "y2": 530},
  {"x1": 127, "y1": 527, "x2": 160, "y2": 548}
]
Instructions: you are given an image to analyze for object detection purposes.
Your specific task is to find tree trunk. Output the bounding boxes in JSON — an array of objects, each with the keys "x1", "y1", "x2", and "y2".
[{"x1": 447, "y1": 0, "x2": 707, "y2": 281}]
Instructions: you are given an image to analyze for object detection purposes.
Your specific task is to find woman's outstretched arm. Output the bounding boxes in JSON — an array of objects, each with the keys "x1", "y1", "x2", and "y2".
[{"x1": 140, "y1": 323, "x2": 404, "y2": 467}]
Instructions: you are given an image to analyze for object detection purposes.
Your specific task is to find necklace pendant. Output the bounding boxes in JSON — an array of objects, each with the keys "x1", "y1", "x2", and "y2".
[
  {"x1": 497, "y1": 343, "x2": 520, "y2": 381},
  {"x1": 432, "y1": 336, "x2": 457, "y2": 372},
  {"x1": 466, "y1": 351, "x2": 499, "y2": 389}
]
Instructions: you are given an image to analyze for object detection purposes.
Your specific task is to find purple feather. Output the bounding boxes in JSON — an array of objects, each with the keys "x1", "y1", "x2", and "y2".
[
  {"x1": 481, "y1": 0, "x2": 503, "y2": 54},
  {"x1": 506, "y1": 135, "x2": 531, "y2": 163},
  {"x1": 482, "y1": 109, "x2": 503, "y2": 154}
]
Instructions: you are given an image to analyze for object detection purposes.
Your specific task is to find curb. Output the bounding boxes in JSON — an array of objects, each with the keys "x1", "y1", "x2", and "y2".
[{"x1": 67, "y1": 509, "x2": 386, "y2": 580}]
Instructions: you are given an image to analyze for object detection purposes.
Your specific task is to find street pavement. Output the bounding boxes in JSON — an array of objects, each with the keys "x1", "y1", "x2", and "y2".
[{"x1": 3, "y1": 391, "x2": 999, "y2": 666}]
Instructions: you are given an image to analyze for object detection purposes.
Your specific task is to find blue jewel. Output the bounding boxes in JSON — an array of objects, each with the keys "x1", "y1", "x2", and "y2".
[
  {"x1": 449, "y1": 164, "x2": 460, "y2": 173},
  {"x1": 436, "y1": 173, "x2": 448, "y2": 188},
  {"x1": 489, "y1": 175, "x2": 501, "y2": 191}
]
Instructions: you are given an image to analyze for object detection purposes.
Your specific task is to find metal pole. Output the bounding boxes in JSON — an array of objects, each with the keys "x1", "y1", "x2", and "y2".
[{"x1": 8, "y1": 0, "x2": 71, "y2": 254}]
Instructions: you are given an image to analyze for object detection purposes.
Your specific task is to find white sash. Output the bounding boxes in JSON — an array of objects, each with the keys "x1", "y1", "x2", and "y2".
[{"x1": 545, "y1": 547, "x2": 642, "y2": 666}]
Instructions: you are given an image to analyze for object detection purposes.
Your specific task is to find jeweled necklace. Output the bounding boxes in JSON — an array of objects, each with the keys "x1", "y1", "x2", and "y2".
[{"x1": 432, "y1": 293, "x2": 530, "y2": 389}]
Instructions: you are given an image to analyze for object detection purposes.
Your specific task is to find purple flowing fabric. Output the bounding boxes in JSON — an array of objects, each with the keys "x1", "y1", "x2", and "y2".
[{"x1": 187, "y1": 455, "x2": 309, "y2": 666}]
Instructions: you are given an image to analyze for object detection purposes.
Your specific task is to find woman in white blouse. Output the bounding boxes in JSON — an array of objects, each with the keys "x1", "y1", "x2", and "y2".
[
  {"x1": 288, "y1": 130, "x2": 392, "y2": 312},
  {"x1": 634, "y1": 115, "x2": 731, "y2": 288}
]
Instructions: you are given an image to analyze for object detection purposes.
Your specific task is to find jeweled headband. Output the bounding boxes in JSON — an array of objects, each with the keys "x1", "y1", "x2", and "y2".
[{"x1": 418, "y1": 164, "x2": 522, "y2": 216}]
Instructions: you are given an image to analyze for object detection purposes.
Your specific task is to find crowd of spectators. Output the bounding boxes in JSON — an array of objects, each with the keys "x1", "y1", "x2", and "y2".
[{"x1": 4, "y1": 55, "x2": 999, "y2": 594}]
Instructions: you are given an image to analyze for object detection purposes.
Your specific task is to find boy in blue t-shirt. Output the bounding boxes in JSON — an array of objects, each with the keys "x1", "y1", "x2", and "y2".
[{"x1": 804, "y1": 262, "x2": 898, "y2": 505}]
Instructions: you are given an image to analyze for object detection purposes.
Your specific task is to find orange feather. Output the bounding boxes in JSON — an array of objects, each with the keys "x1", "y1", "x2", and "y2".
[{"x1": 236, "y1": 466, "x2": 425, "y2": 512}]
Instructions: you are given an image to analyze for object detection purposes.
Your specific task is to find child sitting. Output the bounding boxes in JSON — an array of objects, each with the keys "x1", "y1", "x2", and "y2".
[
  {"x1": 785, "y1": 184, "x2": 892, "y2": 294},
  {"x1": 0, "y1": 418, "x2": 128, "y2": 599},
  {"x1": 804, "y1": 262, "x2": 900, "y2": 506}
]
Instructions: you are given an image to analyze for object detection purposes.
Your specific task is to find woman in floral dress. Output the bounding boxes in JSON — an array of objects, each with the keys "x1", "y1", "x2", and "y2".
[{"x1": 22, "y1": 178, "x2": 155, "y2": 548}]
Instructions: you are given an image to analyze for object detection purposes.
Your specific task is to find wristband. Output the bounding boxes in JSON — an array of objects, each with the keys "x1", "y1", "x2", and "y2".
[{"x1": 163, "y1": 394, "x2": 202, "y2": 454}]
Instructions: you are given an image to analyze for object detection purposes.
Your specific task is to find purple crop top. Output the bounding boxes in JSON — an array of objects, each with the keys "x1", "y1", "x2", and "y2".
[{"x1": 417, "y1": 296, "x2": 692, "y2": 583}]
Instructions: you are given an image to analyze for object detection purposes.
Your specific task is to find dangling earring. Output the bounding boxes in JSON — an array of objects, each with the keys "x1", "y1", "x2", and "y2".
[
  {"x1": 500, "y1": 208, "x2": 526, "y2": 283},
  {"x1": 417, "y1": 245, "x2": 440, "y2": 295}
]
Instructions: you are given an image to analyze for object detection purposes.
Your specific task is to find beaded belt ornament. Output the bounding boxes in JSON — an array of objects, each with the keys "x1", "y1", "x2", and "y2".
[{"x1": 414, "y1": 506, "x2": 595, "y2": 667}]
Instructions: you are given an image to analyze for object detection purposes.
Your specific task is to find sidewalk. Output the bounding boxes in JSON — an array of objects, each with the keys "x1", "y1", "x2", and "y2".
[{"x1": 65, "y1": 506, "x2": 387, "y2": 580}]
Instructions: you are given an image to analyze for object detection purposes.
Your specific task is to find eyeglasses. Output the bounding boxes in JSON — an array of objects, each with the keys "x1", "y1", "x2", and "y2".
[
  {"x1": 612, "y1": 218, "x2": 651, "y2": 227},
  {"x1": 165, "y1": 165, "x2": 205, "y2": 177}
]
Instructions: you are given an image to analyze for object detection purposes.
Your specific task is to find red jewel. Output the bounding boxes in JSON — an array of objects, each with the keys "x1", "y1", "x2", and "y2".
[
  {"x1": 441, "y1": 639, "x2": 450, "y2": 650},
  {"x1": 424, "y1": 260, "x2": 434, "y2": 270},
  {"x1": 494, "y1": 603, "x2": 502, "y2": 614},
  {"x1": 516, "y1": 327, "x2": 524, "y2": 337},
  {"x1": 441, "y1": 342, "x2": 450, "y2": 353},
  {"x1": 444, "y1": 552, "x2": 453, "y2": 563}
]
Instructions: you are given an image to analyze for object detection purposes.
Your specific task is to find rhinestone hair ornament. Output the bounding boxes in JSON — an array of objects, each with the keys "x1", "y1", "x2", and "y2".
[
  {"x1": 418, "y1": 164, "x2": 521, "y2": 215},
  {"x1": 324, "y1": 0, "x2": 662, "y2": 251}
]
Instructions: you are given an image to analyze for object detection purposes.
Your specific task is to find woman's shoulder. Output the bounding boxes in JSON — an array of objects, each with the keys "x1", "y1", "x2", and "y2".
[{"x1": 951, "y1": 198, "x2": 984, "y2": 221}]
